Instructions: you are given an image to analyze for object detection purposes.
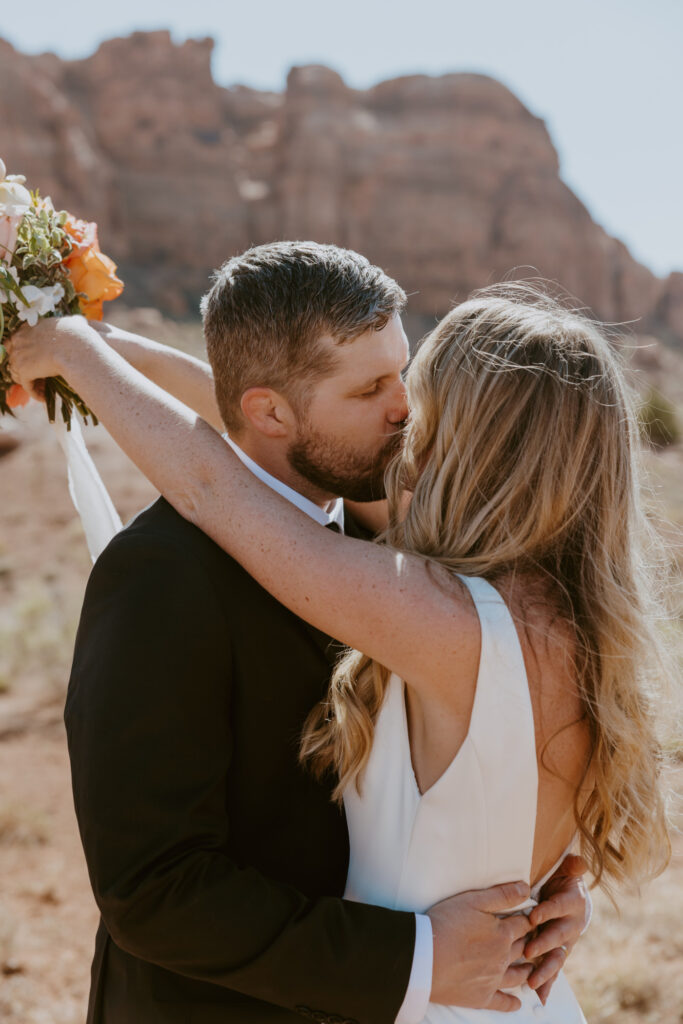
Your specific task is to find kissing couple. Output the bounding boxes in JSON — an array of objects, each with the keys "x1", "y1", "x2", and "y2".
[{"x1": 7, "y1": 242, "x2": 670, "y2": 1024}]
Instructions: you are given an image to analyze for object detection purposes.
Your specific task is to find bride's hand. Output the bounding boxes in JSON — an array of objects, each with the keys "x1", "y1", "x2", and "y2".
[
  {"x1": 5, "y1": 316, "x2": 95, "y2": 397},
  {"x1": 524, "y1": 854, "x2": 590, "y2": 1004}
]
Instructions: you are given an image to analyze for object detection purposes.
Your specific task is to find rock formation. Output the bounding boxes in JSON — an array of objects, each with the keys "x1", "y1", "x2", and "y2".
[{"x1": 0, "y1": 31, "x2": 680, "y2": 340}]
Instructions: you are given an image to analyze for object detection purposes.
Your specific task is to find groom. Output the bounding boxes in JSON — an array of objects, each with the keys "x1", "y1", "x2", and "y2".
[{"x1": 61, "y1": 242, "x2": 588, "y2": 1023}]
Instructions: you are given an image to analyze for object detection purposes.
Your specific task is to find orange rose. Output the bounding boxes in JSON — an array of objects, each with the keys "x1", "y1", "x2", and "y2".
[
  {"x1": 66, "y1": 246, "x2": 124, "y2": 320},
  {"x1": 7, "y1": 383, "x2": 30, "y2": 408},
  {"x1": 63, "y1": 215, "x2": 124, "y2": 321},
  {"x1": 63, "y1": 215, "x2": 99, "y2": 255}
]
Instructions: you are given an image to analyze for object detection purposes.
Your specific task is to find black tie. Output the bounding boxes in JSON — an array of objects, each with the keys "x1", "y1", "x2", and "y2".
[{"x1": 325, "y1": 521, "x2": 342, "y2": 534}]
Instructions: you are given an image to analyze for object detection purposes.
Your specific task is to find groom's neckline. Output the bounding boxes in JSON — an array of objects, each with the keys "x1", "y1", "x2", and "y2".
[{"x1": 222, "y1": 433, "x2": 345, "y2": 532}]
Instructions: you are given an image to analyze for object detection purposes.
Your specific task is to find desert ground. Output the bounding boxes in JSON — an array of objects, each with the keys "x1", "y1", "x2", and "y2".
[{"x1": 1, "y1": 311, "x2": 681, "y2": 1023}]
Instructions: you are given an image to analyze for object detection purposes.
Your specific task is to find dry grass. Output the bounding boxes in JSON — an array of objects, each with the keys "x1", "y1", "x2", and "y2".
[
  {"x1": 0, "y1": 577, "x2": 84, "y2": 700},
  {"x1": 0, "y1": 800, "x2": 50, "y2": 846},
  {"x1": 567, "y1": 837, "x2": 683, "y2": 1022},
  {"x1": 572, "y1": 437, "x2": 683, "y2": 1024}
]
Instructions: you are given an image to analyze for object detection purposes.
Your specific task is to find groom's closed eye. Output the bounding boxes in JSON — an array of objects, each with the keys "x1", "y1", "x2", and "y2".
[
  {"x1": 351, "y1": 376, "x2": 389, "y2": 398},
  {"x1": 353, "y1": 363, "x2": 410, "y2": 399}
]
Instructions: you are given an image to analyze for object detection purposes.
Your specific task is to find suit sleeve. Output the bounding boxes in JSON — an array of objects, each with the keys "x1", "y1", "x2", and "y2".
[{"x1": 64, "y1": 529, "x2": 415, "y2": 1024}]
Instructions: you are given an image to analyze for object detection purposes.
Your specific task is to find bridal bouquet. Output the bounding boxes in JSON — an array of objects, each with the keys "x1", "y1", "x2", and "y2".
[{"x1": 0, "y1": 157, "x2": 124, "y2": 426}]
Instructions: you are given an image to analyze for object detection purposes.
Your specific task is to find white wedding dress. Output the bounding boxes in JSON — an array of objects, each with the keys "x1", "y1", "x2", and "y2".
[{"x1": 344, "y1": 574, "x2": 586, "y2": 1023}]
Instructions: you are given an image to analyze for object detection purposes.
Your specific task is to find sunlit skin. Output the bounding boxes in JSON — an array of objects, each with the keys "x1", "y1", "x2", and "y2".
[{"x1": 232, "y1": 314, "x2": 410, "y2": 508}]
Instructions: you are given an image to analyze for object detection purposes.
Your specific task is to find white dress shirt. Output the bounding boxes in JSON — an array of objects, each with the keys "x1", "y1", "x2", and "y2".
[{"x1": 224, "y1": 435, "x2": 433, "y2": 1023}]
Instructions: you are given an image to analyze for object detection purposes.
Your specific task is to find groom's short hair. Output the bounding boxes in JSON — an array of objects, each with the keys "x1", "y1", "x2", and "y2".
[{"x1": 200, "y1": 241, "x2": 407, "y2": 433}]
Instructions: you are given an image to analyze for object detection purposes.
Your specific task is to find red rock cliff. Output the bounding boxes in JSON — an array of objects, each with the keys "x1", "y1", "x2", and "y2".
[{"x1": 0, "y1": 31, "x2": 679, "y2": 339}]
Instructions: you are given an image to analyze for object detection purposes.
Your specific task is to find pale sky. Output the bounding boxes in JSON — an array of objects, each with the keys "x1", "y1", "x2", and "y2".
[{"x1": 2, "y1": 0, "x2": 681, "y2": 277}]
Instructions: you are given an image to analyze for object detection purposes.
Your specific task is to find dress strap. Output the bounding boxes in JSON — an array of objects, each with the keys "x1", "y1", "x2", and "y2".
[
  {"x1": 455, "y1": 574, "x2": 533, "y2": 734},
  {"x1": 455, "y1": 573, "x2": 538, "y2": 884}
]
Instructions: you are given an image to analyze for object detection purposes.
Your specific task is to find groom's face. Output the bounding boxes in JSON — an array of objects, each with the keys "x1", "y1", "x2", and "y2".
[{"x1": 287, "y1": 315, "x2": 410, "y2": 502}]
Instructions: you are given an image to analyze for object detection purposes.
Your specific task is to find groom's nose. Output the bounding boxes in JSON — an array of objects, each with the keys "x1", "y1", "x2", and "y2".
[{"x1": 386, "y1": 380, "x2": 409, "y2": 425}]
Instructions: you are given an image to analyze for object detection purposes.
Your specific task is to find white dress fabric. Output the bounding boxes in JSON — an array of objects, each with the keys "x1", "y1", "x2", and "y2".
[
  {"x1": 52, "y1": 413, "x2": 122, "y2": 563},
  {"x1": 343, "y1": 574, "x2": 586, "y2": 1023}
]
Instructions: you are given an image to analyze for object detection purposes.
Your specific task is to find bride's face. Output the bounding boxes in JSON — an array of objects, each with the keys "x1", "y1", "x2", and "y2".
[{"x1": 287, "y1": 315, "x2": 410, "y2": 502}]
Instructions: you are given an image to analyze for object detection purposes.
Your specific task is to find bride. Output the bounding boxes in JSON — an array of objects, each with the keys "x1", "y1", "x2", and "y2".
[{"x1": 7, "y1": 284, "x2": 671, "y2": 1021}]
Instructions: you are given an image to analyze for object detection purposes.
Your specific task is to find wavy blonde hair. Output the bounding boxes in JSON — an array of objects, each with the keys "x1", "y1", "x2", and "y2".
[{"x1": 301, "y1": 282, "x2": 672, "y2": 891}]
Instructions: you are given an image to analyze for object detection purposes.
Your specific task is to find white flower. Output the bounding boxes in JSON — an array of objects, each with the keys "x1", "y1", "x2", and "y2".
[
  {"x1": 0, "y1": 179, "x2": 31, "y2": 218},
  {"x1": 13, "y1": 282, "x2": 65, "y2": 326},
  {"x1": 0, "y1": 265, "x2": 20, "y2": 302},
  {"x1": 0, "y1": 179, "x2": 31, "y2": 263},
  {"x1": 0, "y1": 158, "x2": 27, "y2": 187}
]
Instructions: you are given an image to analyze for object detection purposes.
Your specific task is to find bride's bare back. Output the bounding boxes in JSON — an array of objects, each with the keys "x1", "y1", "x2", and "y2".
[{"x1": 404, "y1": 572, "x2": 592, "y2": 889}]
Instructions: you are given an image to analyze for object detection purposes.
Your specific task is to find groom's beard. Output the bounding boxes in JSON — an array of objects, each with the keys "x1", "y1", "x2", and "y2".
[{"x1": 288, "y1": 424, "x2": 404, "y2": 503}]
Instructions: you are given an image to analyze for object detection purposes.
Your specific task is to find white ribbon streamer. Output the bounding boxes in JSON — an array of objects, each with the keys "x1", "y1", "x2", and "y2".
[{"x1": 52, "y1": 412, "x2": 122, "y2": 562}]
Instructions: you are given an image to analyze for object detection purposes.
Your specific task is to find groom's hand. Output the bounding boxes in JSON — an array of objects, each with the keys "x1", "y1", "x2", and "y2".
[
  {"x1": 428, "y1": 881, "x2": 533, "y2": 1012},
  {"x1": 524, "y1": 854, "x2": 590, "y2": 1004}
]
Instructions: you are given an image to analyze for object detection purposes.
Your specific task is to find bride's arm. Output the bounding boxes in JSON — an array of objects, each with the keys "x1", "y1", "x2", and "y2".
[
  {"x1": 87, "y1": 321, "x2": 224, "y2": 432},
  {"x1": 8, "y1": 317, "x2": 476, "y2": 703}
]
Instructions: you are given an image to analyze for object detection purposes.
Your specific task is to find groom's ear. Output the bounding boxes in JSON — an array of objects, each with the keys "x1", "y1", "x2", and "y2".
[{"x1": 240, "y1": 387, "x2": 295, "y2": 438}]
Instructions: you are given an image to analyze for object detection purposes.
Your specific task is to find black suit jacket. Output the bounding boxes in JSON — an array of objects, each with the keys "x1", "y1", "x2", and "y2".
[{"x1": 65, "y1": 497, "x2": 415, "y2": 1024}]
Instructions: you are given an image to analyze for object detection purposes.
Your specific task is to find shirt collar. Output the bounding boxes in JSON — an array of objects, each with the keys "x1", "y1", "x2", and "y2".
[{"x1": 223, "y1": 434, "x2": 345, "y2": 532}]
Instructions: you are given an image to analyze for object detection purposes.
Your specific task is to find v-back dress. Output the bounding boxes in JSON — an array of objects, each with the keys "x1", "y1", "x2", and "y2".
[{"x1": 343, "y1": 574, "x2": 586, "y2": 1023}]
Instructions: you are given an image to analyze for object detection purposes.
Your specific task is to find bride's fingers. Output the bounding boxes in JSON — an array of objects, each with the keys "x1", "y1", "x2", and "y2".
[
  {"x1": 553, "y1": 853, "x2": 589, "y2": 879},
  {"x1": 500, "y1": 962, "x2": 533, "y2": 988},
  {"x1": 4, "y1": 325, "x2": 61, "y2": 384},
  {"x1": 487, "y1": 991, "x2": 522, "y2": 1012},
  {"x1": 529, "y1": 882, "x2": 585, "y2": 927},
  {"x1": 4, "y1": 347, "x2": 33, "y2": 395},
  {"x1": 534, "y1": 977, "x2": 556, "y2": 1006},
  {"x1": 4, "y1": 334, "x2": 28, "y2": 382},
  {"x1": 526, "y1": 947, "x2": 566, "y2": 991},
  {"x1": 509, "y1": 936, "x2": 527, "y2": 962},
  {"x1": 87, "y1": 319, "x2": 112, "y2": 336},
  {"x1": 525, "y1": 916, "x2": 576, "y2": 959},
  {"x1": 4, "y1": 336, "x2": 24, "y2": 381}
]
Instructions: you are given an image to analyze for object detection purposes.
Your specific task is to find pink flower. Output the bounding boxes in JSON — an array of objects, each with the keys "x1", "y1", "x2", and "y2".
[
  {"x1": 0, "y1": 179, "x2": 31, "y2": 263},
  {"x1": 0, "y1": 214, "x2": 21, "y2": 262}
]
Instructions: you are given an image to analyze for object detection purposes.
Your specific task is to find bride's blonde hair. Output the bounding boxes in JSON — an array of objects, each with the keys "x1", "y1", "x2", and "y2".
[{"x1": 301, "y1": 282, "x2": 672, "y2": 891}]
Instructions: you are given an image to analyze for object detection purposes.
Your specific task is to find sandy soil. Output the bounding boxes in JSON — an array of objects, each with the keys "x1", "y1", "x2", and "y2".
[{"x1": 0, "y1": 726, "x2": 98, "y2": 1024}]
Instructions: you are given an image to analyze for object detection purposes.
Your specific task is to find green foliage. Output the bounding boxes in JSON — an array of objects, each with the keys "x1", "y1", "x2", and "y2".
[
  {"x1": 0, "y1": 194, "x2": 95, "y2": 427},
  {"x1": 639, "y1": 387, "x2": 681, "y2": 448},
  {"x1": 14, "y1": 199, "x2": 71, "y2": 275}
]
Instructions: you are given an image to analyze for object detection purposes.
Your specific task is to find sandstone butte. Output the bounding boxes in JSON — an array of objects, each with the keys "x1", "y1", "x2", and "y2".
[{"x1": 1, "y1": 29, "x2": 681, "y2": 344}]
